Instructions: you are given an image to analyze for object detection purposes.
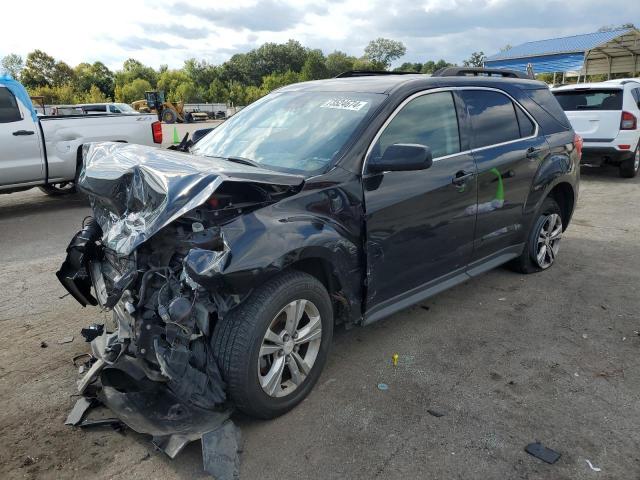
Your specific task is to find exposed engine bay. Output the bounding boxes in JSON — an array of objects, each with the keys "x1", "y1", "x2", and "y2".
[{"x1": 57, "y1": 142, "x2": 306, "y2": 478}]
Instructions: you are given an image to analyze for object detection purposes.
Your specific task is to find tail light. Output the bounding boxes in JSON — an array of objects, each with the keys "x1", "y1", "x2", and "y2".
[
  {"x1": 151, "y1": 121, "x2": 163, "y2": 144},
  {"x1": 574, "y1": 133, "x2": 583, "y2": 159},
  {"x1": 620, "y1": 111, "x2": 637, "y2": 130}
]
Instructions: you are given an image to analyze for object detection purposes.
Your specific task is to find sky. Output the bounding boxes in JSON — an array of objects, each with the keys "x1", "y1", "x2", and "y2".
[{"x1": 2, "y1": 0, "x2": 637, "y2": 70}]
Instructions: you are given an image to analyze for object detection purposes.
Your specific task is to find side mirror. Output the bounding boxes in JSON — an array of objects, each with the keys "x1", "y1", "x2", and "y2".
[
  {"x1": 192, "y1": 127, "x2": 214, "y2": 144},
  {"x1": 368, "y1": 143, "x2": 433, "y2": 172}
]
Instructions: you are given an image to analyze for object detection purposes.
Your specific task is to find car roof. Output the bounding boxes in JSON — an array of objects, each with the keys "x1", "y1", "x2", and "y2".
[
  {"x1": 552, "y1": 81, "x2": 632, "y2": 91},
  {"x1": 279, "y1": 74, "x2": 546, "y2": 95}
]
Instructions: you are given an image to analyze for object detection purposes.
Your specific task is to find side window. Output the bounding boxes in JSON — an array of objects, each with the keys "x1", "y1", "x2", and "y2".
[
  {"x1": 373, "y1": 91, "x2": 460, "y2": 160},
  {"x1": 0, "y1": 87, "x2": 23, "y2": 123},
  {"x1": 515, "y1": 105, "x2": 535, "y2": 137},
  {"x1": 461, "y1": 90, "x2": 521, "y2": 148}
]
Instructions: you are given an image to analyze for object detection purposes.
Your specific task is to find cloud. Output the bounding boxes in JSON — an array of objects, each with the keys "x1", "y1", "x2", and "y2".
[
  {"x1": 139, "y1": 23, "x2": 210, "y2": 40},
  {"x1": 171, "y1": 0, "x2": 313, "y2": 32},
  {"x1": 115, "y1": 36, "x2": 186, "y2": 51}
]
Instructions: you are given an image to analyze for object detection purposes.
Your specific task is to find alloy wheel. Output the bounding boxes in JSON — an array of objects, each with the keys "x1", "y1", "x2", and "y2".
[
  {"x1": 535, "y1": 213, "x2": 562, "y2": 269},
  {"x1": 258, "y1": 299, "x2": 322, "y2": 398}
]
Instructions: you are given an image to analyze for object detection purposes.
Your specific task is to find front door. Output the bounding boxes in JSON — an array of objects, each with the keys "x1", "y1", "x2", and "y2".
[
  {"x1": 363, "y1": 90, "x2": 478, "y2": 319},
  {"x1": 0, "y1": 85, "x2": 44, "y2": 186}
]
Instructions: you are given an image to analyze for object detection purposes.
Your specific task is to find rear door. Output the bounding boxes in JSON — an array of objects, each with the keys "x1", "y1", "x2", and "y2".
[
  {"x1": 460, "y1": 88, "x2": 548, "y2": 264},
  {"x1": 552, "y1": 88, "x2": 622, "y2": 141},
  {"x1": 0, "y1": 86, "x2": 44, "y2": 186}
]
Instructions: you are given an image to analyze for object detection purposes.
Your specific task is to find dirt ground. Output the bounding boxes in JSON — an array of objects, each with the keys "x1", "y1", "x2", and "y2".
[{"x1": 0, "y1": 165, "x2": 638, "y2": 479}]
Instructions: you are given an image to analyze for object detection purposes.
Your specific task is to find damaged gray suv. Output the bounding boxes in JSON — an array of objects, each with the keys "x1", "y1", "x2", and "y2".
[{"x1": 58, "y1": 70, "x2": 579, "y2": 438}]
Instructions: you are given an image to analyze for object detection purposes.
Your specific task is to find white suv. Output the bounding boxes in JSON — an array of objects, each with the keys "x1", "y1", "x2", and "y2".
[{"x1": 552, "y1": 79, "x2": 640, "y2": 178}]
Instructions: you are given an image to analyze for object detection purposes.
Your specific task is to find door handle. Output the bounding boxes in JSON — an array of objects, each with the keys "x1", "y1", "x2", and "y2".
[
  {"x1": 526, "y1": 146, "x2": 541, "y2": 159},
  {"x1": 452, "y1": 170, "x2": 474, "y2": 186},
  {"x1": 12, "y1": 130, "x2": 35, "y2": 136}
]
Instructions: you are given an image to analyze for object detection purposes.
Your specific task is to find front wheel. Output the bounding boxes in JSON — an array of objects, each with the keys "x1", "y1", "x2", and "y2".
[
  {"x1": 510, "y1": 198, "x2": 563, "y2": 274},
  {"x1": 619, "y1": 144, "x2": 640, "y2": 178},
  {"x1": 213, "y1": 271, "x2": 333, "y2": 419}
]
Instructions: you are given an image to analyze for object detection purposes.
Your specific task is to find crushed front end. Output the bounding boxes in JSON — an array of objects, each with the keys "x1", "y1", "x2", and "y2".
[{"x1": 57, "y1": 142, "x2": 305, "y2": 477}]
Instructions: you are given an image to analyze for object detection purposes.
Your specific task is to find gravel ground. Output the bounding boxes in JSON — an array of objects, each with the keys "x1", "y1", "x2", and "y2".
[{"x1": 0, "y1": 165, "x2": 638, "y2": 479}]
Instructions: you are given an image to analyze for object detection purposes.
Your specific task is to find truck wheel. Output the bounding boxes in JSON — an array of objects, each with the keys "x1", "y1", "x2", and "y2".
[
  {"x1": 212, "y1": 271, "x2": 333, "y2": 419},
  {"x1": 510, "y1": 198, "x2": 563, "y2": 274},
  {"x1": 185, "y1": 112, "x2": 193, "y2": 123},
  {"x1": 162, "y1": 109, "x2": 177, "y2": 124},
  {"x1": 619, "y1": 144, "x2": 639, "y2": 178},
  {"x1": 38, "y1": 181, "x2": 77, "y2": 196}
]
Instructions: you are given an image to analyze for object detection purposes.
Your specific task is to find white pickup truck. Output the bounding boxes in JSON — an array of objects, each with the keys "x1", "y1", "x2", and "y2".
[{"x1": 0, "y1": 77, "x2": 162, "y2": 195}]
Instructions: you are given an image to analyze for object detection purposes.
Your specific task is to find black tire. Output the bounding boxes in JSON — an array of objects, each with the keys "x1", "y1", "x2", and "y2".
[
  {"x1": 38, "y1": 182, "x2": 77, "y2": 196},
  {"x1": 619, "y1": 144, "x2": 640, "y2": 178},
  {"x1": 185, "y1": 112, "x2": 193, "y2": 123},
  {"x1": 162, "y1": 109, "x2": 177, "y2": 124},
  {"x1": 213, "y1": 271, "x2": 333, "y2": 419},
  {"x1": 510, "y1": 198, "x2": 563, "y2": 274}
]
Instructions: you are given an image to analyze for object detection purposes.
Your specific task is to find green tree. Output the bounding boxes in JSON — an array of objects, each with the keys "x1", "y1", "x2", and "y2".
[
  {"x1": 1, "y1": 53, "x2": 23, "y2": 79},
  {"x1": 29, "y1": 84, "x2": 76, "y2": 104},
  {"x1": 114, "y1": 58, "x2": 157, "y2": 90},
  {"x1": 183, "y1": 58, "x2": 219, "y2": 90},
  {"x1": 300, "y1": 49, "x2": 328, "y2": 81},
  {"x1": 325, "y1": 51, "x2": 356, "y2": 77},
  {"x1": 120, "y1": 78, "x2": 152, "y2": 103},
  {"x1": 261, "y1": 70, "x2": 301, "y2": 92},
  {"x1": 421, "y1": 59, "x2": 454, "y2": 74},
  {"x1": 463, "y1": 51, "x2": 486, "y2": 67},
  {"x1": 75, "y1": 62, "x2": 114, "y2": 97},
  {"x1": 21, "y1": 50, "x2": 57, "y2": 88},
  {"x1": 208, "y1": 78, "x2": 229, "y2": 103},
  {"x1": 395, "y1": 62, "x2": 422, "y2": 72},
  {"x1": 51, "y1": 61, "x2": 76, "y2": 87},
  {"x1": 363, "y1": 38, "x2": 406, "y2": 69},
  {"x1": 76, "y1": 84, "x2": 111, "y2": 103}
]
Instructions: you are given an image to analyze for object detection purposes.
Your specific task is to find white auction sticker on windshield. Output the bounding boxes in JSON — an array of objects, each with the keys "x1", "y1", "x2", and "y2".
[{"x1": 320, "y1": 99, "x2": 368, "y2": 111}]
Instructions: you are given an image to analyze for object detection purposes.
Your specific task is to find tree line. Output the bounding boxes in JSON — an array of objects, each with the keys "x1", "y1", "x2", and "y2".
[{"x1": 1, "y1": 39, "x2": 484, "y2": 106}]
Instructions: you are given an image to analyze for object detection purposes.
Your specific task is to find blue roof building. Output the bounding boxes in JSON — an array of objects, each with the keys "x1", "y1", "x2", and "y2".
[{"x1": 485, "y1": 28, "x2": 640, "y2": 78}]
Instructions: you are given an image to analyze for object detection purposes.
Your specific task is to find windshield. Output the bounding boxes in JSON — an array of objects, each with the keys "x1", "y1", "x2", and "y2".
[
  {"x1": 192, "y1": 91, "x2": 385, "y2": 175},
  {"x1": 553, "y1": 89, "x2": 623, "y2": 111}
]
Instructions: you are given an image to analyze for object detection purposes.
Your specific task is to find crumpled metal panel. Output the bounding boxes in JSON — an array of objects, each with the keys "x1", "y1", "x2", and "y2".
[{"x1": 78, "y1": 142, "x2": 304, "y2": 255}]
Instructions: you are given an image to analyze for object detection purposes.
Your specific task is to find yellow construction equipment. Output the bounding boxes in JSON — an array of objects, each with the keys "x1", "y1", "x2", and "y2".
[{"x1": 131, "y1": 91, "x2": 207, "y2": 124}]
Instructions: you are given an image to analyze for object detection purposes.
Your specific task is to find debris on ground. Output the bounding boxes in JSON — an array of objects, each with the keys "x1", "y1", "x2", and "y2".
[
  {"x1": 58, "y1": 336, "x2": 74, "y2": 344},
  {"x1": 392, "y1": 353, "x2": 399, "y2": 366},
  {"x1": 64, "y1": 397, "x2": 94, "y2": 426},
  {"x1": 40, "y1": 341, "x2": 48, "y2": 348},
  {"x1": 377, "y1": 383, "x2": 389, "y2": 391},
  {"x1": 78, "y1": 418, "x2": 126, "y2": 432},
  {"x1": 80, "y1": 324, "x2": 104, "y2": 342},
  {"x1": 202, "y1": 421, "x2": 242, "y2": 480},
  {"x1": 524, "y1": 442, "x2": 561, "y2": 464},
  {"x1": 585, "y1": 459, "x2": 602, "y2": 472},
  {"x1": 21, "y1": 456, "x2": 36, "y2": 467},
  {"x1": 427, "y1": 409, "x2": 446, "y2": 418}
]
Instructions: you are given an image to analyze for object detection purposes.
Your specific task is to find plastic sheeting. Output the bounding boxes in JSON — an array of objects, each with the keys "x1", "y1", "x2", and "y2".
[
  {"x1": 0, "y1": 75, "x2": 38, "y2": 122},
  {"x1": 79, "y1": 142, "x2": 304, "y2": 255}
]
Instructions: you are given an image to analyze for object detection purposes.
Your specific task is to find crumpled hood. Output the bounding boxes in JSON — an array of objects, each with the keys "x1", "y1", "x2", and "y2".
[{"x1": 79, "y1": 142, "x2": 304, "y2": 255}]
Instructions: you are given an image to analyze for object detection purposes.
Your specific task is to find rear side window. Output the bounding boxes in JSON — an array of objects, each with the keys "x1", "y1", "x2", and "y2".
[
  {"x1": 515, "y1": 106, "x2": 535, "y2": 137},
  {"x1": 461, "y1": 90, "x2": 520, "y2": 148},
  {"x1": 0, "y1": 87, "x2": 22, "y2": 123},
  {"x1": 632, "y1": 88, "x2": 640, "y2": 105},
  {"x1": 553, "y1": 89, "x2": 623, "y2": 111},
  {"x1": 374, "y1": 91, "x2": 460, "y2": 159}
]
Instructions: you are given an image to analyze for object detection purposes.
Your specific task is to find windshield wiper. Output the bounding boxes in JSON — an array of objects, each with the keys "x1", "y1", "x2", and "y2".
[{"x1": 224, "y1": 156, "x2": 261, "y2": 168}]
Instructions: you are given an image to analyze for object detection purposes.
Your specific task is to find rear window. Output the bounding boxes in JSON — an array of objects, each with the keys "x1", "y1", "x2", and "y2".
[
  {"x1": 524, "y1": 87, "x2": 571, "y2": 129},
  {"x1": 553, "y1": 89, "x2": 623, "y2": 111}
]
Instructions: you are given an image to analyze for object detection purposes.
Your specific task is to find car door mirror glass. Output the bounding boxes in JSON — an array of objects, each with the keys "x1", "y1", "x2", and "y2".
[{"x1": 369, "y1": 143, "x2": 433, "y2": 172}]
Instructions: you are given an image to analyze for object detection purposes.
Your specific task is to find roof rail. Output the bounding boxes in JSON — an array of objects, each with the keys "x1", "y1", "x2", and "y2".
[
  {"x1": 620, "y1": 79, "x2": 640, "y2": 85},
  {"x1": 432, "y1": 67, "x2": 532, "y2": 79},
  {"x1": 334, "y1": 70, "x2": 418, "y2": 78}
]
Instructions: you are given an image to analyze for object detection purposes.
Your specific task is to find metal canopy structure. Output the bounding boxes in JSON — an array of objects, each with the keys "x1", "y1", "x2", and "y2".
[{"x1": 484, "y1": 28, "x2": 640, "y2": 79}]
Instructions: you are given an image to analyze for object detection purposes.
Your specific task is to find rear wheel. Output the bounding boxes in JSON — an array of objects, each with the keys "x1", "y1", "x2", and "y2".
[
  {"x1": 511, "y1": 198, "x2": 563, "y2": 274},
  {"x1": 162, "y1": 109, "x2": 177, "y2": 124},
  {"x1": 619, "y1": 144, "x2": 640, "y2": 178},
  {"x1": 213, "y1": 271, "x2": 333, "y2": 419},
  {"x1": 38, "y1": 181, "x2": 77, "y2": 196}
]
